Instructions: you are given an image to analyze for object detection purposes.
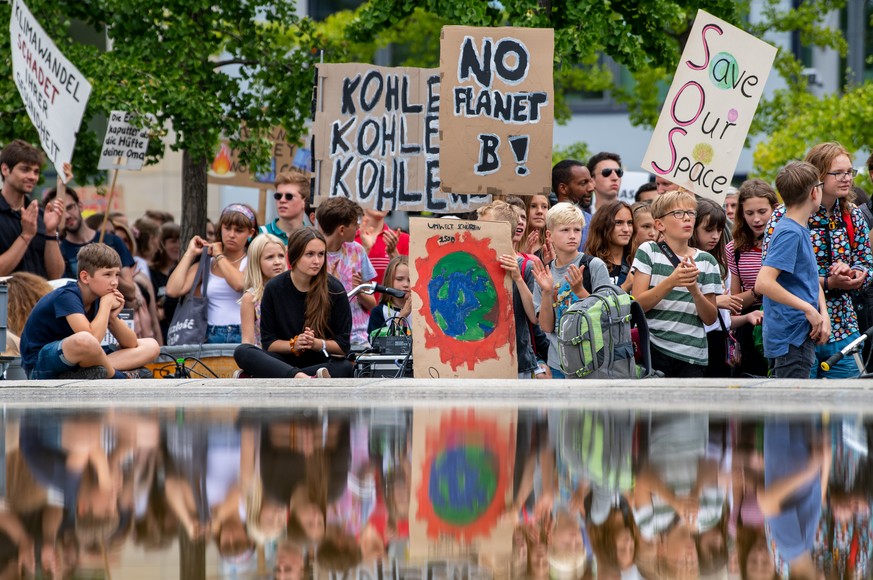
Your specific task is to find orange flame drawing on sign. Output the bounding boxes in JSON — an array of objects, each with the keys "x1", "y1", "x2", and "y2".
[{"x1": 211, "y1": 143, "x2": 232, "y2": 175}]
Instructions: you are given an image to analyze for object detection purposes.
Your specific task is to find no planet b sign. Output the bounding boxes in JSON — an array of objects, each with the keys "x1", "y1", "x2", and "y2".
[
  {"x1": 10, "y1": 0, "x2": 92, "y2": 181},
  {"x1": 642, "y1": 10, "x2": 777, "y2": 202}
]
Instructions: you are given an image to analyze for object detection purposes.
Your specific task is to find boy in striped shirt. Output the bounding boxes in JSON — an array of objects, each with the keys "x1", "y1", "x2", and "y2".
[{"x1": 632, "y1": 190, "x2": 722, "y2": 377}]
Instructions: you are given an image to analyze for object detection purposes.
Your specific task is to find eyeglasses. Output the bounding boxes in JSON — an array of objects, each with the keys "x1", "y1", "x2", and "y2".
[
  {"x1": 815, "y1": 182, "x2": 824, "y2": 190},
  {"x1": 826, "y1": 169, "x2": 858, "y2": 180},
  {"x1": 601, "y1": 167, "x2": 624, "y2": 178},
  {"x1": 273, "y1": 192, "x2": 298, "y2": 201},
  {"x1": 660, "y1": 209, "x2": 697, "y2": 220}
]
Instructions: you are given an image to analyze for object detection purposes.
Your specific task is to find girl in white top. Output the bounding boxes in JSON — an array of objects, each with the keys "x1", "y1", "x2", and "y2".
[{"x1": 167, "y1": 203, "x2": 257, "y2": 344}]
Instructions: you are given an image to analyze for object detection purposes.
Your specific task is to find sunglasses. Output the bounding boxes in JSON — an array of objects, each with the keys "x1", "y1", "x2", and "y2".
[
  {"x1": 273, "y1": 192, "x2": 298, "y2": 201},
  {"x1": 601, "y1": 167, "x2": 624, "y2": 178}
]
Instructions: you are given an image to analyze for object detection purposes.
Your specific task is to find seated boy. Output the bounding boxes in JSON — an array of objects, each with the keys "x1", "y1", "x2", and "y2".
[
  {"x1": 632, "y1": 190, "x2": 721, "y2": 377},
  {"x1": 756, "y1": 161, "x2": 830, "y2": 378},
  {"x1": 476, "y1": 201, "x2": 540, "y2": 378},
  {"x1": 20, "y1": 243, "x2": 160, "y2": 379},
  {"x1": 315, "y1": 197, "x2": 377, "y2": 350},
  {"x1": 532, "y1": 202, "x2": 611, "y2": 378}
]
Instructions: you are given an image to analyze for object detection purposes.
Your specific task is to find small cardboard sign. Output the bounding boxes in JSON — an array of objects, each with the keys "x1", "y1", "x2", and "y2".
[
  {"x1": 98, "y1": 111, "x2": 150, "y2": 171},
  {"x1": 439, "y1": 26, "x2": 554, "y2": 197},
  {"x1": 642, "y1": 10, "x2": 778, "y2": 202},
  {"x1": 207, "y1": 126, "x2": 304, "y2": 189},
  {"x1": 313, "y1": 63, "x2": 490, "y2": 212},
  {"x1": 10, "y1": 0, "x2": 92, "y2": 181},
  {"x1": 409, "y1": 218, "x2": 517, "y2": 379}
]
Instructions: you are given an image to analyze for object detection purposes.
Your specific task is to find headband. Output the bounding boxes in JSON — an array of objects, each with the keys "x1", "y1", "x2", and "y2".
[{"x1": 221, "y1": 204, "x2": 255, "y2": 223}]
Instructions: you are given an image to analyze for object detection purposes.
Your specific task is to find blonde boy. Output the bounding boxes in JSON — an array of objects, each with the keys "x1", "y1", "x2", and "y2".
[
  {"x1": 477, "y1": 201, "x2": 540, "y2": 378},
  {"x1": 631, "y1": 191, "x2": 721, "y2": 377},
  {"x1": 20, "y1": 243, "x2": 160, "y2": 379},
  {"x1": 532, "y1": 202, "x2": 611, "y2": 378}
]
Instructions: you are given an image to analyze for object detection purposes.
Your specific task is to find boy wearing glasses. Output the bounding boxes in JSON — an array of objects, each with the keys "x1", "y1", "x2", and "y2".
[
  {"x1": 587, "y1": 152, "x2": 623, "y2": 210},
  {"x1": 756, "y1": 161, "x2": 830, "y2": 379},
  {"x1": 260, "y1": 170, "x2": 312, "y2": 245},
  {"x1": 632, "y1": 190, "x2": 721, "y2": 377}
]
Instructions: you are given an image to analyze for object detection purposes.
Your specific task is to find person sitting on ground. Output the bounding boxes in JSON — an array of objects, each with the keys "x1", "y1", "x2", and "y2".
[
  {"x1": 234, "y1": 227, "x2": 353, "y2": 378},
  {"x1": 316, "y1": 197, "x2": 377, "y2": 350},
  {"x1": 19, "y1": 243, "x2": 160, "y2": 379}
]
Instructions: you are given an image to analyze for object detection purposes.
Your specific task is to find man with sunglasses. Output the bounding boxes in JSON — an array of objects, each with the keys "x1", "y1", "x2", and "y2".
[
  {"x1": 587, "y1": 152, "x2": 624, "y2": 211},
  {"x1": 259, "y1": 169, "x2": 312, "y2": 246}
]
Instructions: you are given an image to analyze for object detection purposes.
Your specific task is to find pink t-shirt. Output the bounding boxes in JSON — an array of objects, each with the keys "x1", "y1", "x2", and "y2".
[{"x1": 327, "y1": 241, "x2": 377, "y2": 347}]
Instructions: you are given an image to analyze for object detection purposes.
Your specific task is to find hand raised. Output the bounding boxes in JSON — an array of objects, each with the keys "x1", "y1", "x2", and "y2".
[
  {"x1": 498, "y1": 254, "x2": 522, "y2": 282},
  {"x1": 531, "y1": 260, "x2": 553, "y2": 292}
]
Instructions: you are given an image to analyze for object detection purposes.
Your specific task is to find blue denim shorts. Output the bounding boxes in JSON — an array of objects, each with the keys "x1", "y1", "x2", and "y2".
[
  {"x1": 28, "y1": 339, "x2": 117, "y2": 380},
  {"x1": 206, "y1": 324, "x2": 242, "y2": 344}
]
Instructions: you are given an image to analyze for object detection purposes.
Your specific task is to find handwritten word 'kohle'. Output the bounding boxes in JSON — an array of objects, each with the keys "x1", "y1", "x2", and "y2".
[{"x1": 650, "y1": 23, "x2": 761, "y2": 194}]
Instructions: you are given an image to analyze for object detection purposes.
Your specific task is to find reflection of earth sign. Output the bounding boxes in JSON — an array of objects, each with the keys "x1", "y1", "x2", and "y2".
[
  {"x1": 428, "y1": 252, "x2": 498, "y2": 341},
  {"x1": 429, "y1": 446, "x2": 498, "y2": 526}
]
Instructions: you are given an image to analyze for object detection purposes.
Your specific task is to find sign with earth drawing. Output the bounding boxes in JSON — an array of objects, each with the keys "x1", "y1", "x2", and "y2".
[
  {"x1": 409, "y1": 217, "x2": 517, "y2": 378},
  {"x1": 642, "y1": 10, "x2": 777, "y2": 202}
]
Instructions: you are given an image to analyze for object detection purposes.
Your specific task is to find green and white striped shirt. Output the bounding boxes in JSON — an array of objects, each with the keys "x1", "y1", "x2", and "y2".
[{"x1": 632, "y1": 242, "x2": 723, "y2": 366}]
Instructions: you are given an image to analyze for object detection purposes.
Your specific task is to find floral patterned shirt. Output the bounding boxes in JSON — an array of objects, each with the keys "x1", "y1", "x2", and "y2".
[
  {"x1": 327, "y1": 241, "x2": 377, "y2": 348},
  {"x1": 763, "y1": 202, "x2": 873, "y2": 343}
]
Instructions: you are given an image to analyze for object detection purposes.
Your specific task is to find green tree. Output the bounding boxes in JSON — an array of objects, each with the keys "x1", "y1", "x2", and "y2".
[{"x1": 0, "y1": 0, "x2": 319, "y2": 244}]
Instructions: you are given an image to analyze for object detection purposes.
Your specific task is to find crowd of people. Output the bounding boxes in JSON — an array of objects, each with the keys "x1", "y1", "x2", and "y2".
[
  {"x1": 0, "y1": 406, "x2": 866, "y2": 579},
  {"x1": 3, "y1": 137, "x2": 873, "y2": 380}
]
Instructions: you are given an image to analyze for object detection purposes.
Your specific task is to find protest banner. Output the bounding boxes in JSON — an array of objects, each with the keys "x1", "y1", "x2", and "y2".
[
  {"x1": 409, "y1": 408, "x2": 516, "y2": 562},
  {"x1": 617, "y1": 170, "x2": 652, "y2": 204},
  {"x1": 439, "y1": 26, "x2": 554, "y2": 197},
  {"x1": 98, "y1": 111, "x2": 150, "y2": 171},
  {"x1": 10, "y1": 0, "x2": 92, "y2": 181},
  {"x1": 207, "y1": 126, "x2": 305, "y2": 189},
  {"x1": 642, "y1": 10, "x2": 777, "y2": 202},
  {"x1": 313, "y1": 63, "x2": 488, "y2": 212},
  {"x1": 409, "y1": 217, "x2": 516, "y2": 378}
]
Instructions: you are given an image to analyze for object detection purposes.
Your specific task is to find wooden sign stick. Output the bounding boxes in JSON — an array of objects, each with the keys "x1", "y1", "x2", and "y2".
[{"x1": 98, "y1": 158, "x2": 122, "y2": 243}]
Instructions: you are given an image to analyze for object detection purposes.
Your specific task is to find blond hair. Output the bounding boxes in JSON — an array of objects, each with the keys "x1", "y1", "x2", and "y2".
[
  {"x1": 651, "y1": 190, "x2": 697, "y2": 219},
  {"x1": 477, "y1": 200, "x2": 519, "y2": 227},
  {"x1": 546, "y1": 202, "x2": 586, "y2": 231},
  {"x1": 242, "y1": 234, "x2": 286, "y2": 302}
]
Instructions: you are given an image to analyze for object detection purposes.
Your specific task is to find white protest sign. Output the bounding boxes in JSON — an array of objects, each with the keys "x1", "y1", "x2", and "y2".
[
  {"x1": 10, "y1": 0, "x2": 92, "y2": 181},
  {"x1": 616, "y1": 171, "x2": 652, "y2": 204},
  {"x1": 98, "y1": 111, "x2": 150, "y2": 171},
  {"x1": 642, "y1": 10, "x2": 777, "y2": 202}
]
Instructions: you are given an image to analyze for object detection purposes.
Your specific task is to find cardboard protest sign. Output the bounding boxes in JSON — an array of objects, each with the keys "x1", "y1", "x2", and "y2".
[
  {"x1": 409, "y1": 408, "x2": 516, "y2": 562},
  {"x1": 313, "y1": 63, "x2": 488, "y2": 212},
  {"x1": 642, "y1": 10, "x2": 777, "y2": 202},
  {"x1": 10, "y1": 0, "x2": 92, "y2": 181},
  {"x1": 439, "y1": 26, "x2": 554, "y2": 197},
  {"x1": 207, "y1": 126, "x2": 304, "y2": 188},
  {"x1": 98, "y1": 111, "x2": 150, "y2": 171},
  {"x1": 410, "y1": 218, "x2": 516, "y2": 378}
]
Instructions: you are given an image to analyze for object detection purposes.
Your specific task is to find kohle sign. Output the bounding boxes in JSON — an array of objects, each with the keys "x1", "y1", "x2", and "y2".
[
  {"x1": 10, "y1": 0, "x2": 92, "y2": 180},
  {"x1": 440, "y1": 26, "x2": 553, "y2": 197},
  {"x1": 642, "y1": 10, "x2": 777, "y2": 202}
]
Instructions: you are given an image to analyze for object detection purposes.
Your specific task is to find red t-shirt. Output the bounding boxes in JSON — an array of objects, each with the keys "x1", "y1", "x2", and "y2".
[{"x1": 355, "y1": 225, "x2": 410, "y2": 285}]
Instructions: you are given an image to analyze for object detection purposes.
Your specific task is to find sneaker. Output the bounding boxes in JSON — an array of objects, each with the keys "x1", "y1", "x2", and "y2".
[
  {"x1": 122, "y1": 367, "x2": 154, "y2": 379},
  {"x1": 315, "y1": 367, "x2": 331, "y2": 379},
  {"x1": 232, "y1": 369, "x2": 252, "y2": 379},
  {"x1": 58, "y1": 366, "x2": 109, "y2": 380}
]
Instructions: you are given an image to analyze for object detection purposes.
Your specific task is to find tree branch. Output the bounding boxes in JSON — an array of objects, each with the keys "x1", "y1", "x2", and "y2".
[{"x1": 213, "y1": 58, "x2": 259, "y2": 68}]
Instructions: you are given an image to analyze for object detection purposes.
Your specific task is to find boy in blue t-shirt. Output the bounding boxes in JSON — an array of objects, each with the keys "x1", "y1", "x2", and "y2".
[
  {"x1": 20, "y1": 243, "x2": 160, "y2": 379},
  {"x1": 756, "y1": 161, "x2": 831, "y2": 378}
]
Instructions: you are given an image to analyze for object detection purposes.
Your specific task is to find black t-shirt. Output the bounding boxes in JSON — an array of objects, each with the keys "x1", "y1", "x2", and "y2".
[
  {"x1": 150, "y1": 266, "x2": 179, "y2": 342},
  {"x1": 60, "y1": 231, "x2": 135, "y2": 278},
  {"x1": 0, "y1": 194, "x2": 51, "y2": 277},
  {"x1": 260, "y1": 273, "x2": 352, "y2": 366}
]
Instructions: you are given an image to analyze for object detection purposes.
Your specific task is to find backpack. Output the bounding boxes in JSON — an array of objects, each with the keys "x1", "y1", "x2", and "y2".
[{"x1": 556, "y1": 283, "x2": 656, "y2": 379}]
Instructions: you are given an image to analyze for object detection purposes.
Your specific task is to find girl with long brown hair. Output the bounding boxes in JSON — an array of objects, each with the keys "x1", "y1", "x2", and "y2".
[
  {"x1": 233, "y1": 227, "x2": 354, "y2": 378},
  {"x1": 585, "y1": 200, "x2": 635, "y2": 292}
]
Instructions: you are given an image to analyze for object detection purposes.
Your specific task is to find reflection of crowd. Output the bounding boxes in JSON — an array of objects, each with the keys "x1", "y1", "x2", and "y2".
[{"x1": 0, "y1": 409, "x2": 870, "y2": 578}]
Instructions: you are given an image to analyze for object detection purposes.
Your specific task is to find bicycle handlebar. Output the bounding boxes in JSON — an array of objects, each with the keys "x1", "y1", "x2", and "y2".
[
  {"x1": 821, "y1": 324, "x2": 873, "y2": 372},
  {"x1": 347, "y1": 282, "x2": 406, "y2": 299}
]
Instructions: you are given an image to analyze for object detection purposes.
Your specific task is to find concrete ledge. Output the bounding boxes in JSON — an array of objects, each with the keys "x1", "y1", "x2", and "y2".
[{"x1": 0, "y1": 377, "x2": 870, "y2": 413}]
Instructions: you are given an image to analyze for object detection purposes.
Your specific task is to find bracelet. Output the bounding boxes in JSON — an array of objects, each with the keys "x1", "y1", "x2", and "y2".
[
  {"x1": 18, "y1": 233, "x2": 31, "y2": 244},
  {"x1": 213, "y1": 253, "x2": 225, "y2": 263},
  {"x1": 823, "y1": 276, "x2": 829, "y2": 292},
  {"x1": 45, "y1": 231, "x2": 59, "y2": 242},
  {"x1": 289, "y1": 336, "x2": 298, "y2": 353}
]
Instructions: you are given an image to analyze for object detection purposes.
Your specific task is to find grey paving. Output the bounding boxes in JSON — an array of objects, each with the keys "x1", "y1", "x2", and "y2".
[{"x1": 0, "y1": 377, "x2": 871, "y2": 414}]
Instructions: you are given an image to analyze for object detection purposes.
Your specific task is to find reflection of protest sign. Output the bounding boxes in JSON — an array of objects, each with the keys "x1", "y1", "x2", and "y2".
[
  {"x1": 410, "y1": 218, "x2": 516, "y2": 378},
  {"x1": 207, "y1": 126, "x2": 303, "y2": 188},
  {"x1": 409, "y1": 408, "x2": 516, "y2": 562},
  {"x1": 98, "y1": 111, "x2": 150, "y2": 171},
  {"x1": 313, "y1": 63, "x2": 487, "y2": 212},
  {"x1": 439, "y1": 26, "x2": 554, "y2": 197},
  {"x1": 642, "y1": 10, "x2": 777, "y2": 202},
  {"x1": 10, "y1": 0, "x2": 92, "y2": 180}
]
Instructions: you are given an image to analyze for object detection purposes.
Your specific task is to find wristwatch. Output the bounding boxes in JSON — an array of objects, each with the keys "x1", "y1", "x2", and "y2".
[{"x1": 321, "y1": 339, "x2": 329, "y2": 358}]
